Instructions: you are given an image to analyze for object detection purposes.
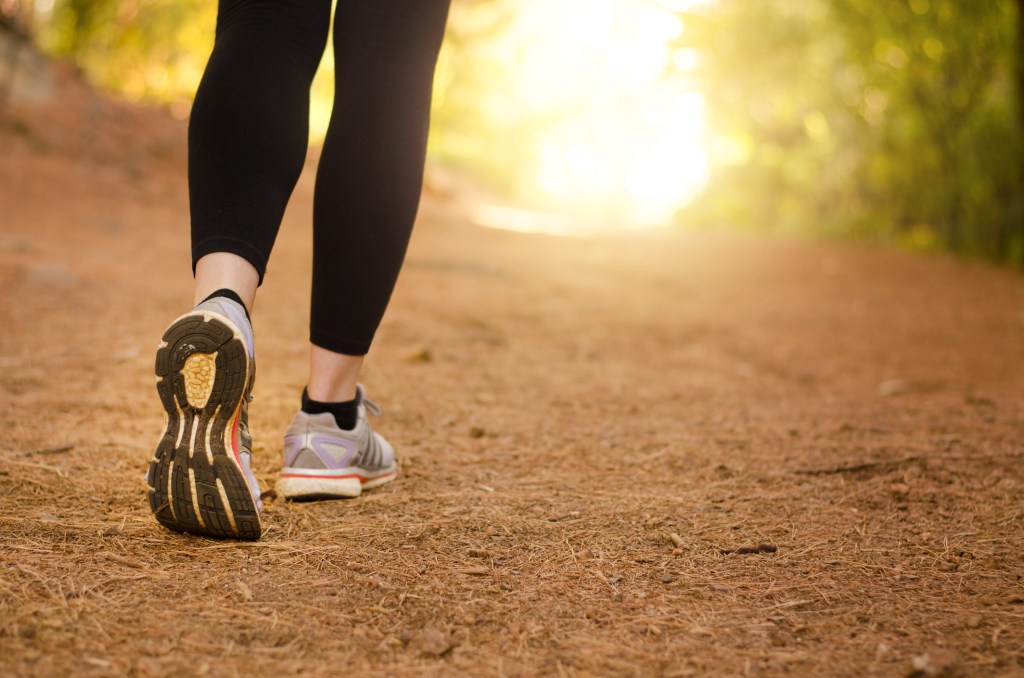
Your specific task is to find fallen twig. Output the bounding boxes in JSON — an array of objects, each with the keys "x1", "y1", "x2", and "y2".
[
  {"x1": 98, "y1": 552, "x2": 145, "y2": 569},
  {"x1": 25, "y1": 444, "x2": 74, "y2": 457},
  {"x1": 720, "y1": 544, "x2": 778, "y2": 555},
  {"x1": 794, "y1": 457, "x2": 924, "y2": 476},
  {"x1": 457, "y1": 567, "x2": 489, "y2": 576}
]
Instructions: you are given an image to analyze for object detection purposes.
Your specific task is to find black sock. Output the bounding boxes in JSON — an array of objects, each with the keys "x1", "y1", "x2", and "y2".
[
  {"x1": 201, "y1": 288, "x2": 251, "y2": 322},
  {"x1": 301, "y1": 387, "x2": 359, "y2": 431}
]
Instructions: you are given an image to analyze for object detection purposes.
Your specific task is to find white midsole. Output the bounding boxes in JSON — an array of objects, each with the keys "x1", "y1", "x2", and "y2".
[
  {"x1": 279, "y1": 465, "x2": 396, "y2": 479},
  {"x1": 277, "y1": 467, "x2": 397, "y2": 498}
]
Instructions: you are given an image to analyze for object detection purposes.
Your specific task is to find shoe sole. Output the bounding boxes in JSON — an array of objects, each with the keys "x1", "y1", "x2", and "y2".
[
  {"x1": 147, "y1": 311, "x2": 262, "y2": 540},
  {"x1": 277, "y1": 467, "x2": 397, "y2": 500}
]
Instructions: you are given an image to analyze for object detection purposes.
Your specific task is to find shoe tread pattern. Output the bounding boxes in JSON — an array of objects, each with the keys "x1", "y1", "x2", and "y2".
[{"x1": 147, "y1": 314, "x2": 261, "y2": 540}]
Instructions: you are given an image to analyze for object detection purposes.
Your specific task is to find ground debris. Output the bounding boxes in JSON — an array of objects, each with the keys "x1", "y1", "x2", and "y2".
[
  {"x1": 403, "y1": 346, "x2": 433, "y2": 363},
  {"x1": 233, "y1": 578, "x2": 253, "y2": 603},
  {"x1": 906, "y1": 648, "x2": 962, "y2": 678},
  {"x1": 98, "y1": 551, "x2": 144, "y2": 568},
  {"x1": 879, "y1": 379, "x2": 909, "y2": 397},
  {"x1": 22, "y1": 444, "x2": 74, "y2": 457},
  {"x1": 457, "y1": 567, "x2": 490, "y2": 576},
  {"x1": 399, "y1": 628, "x2": 454, "y2": 657},
  {"x1": 719, "y1": 544, "x2": 777, "y2": 556},
  {"x1": 795, "y1": 457, "x2": 925, "y2": 476},
  {"x1": 666, "y1": 532, "x2": 686, "y2": 548}
]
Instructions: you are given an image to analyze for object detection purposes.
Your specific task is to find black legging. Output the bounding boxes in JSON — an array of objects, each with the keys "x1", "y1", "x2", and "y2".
[{"x1": 189, "y1": 0, "x2": 451, "y2": 355}]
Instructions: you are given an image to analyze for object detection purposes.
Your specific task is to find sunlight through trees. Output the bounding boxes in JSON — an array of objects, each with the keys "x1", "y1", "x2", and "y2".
[{"x1": 5, "y1": 0, "x2": 1024, "y2": 262}]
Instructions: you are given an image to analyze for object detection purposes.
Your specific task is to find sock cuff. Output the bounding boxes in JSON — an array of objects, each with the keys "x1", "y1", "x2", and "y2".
[
  {"x1": 201, "y1": 288, "x2": 251, "y2": 322},
  {"x1": 301, "y1": 387, "x2": 361, "y2": 430},
  {"x1": 301, "y1": 387, "x2": 361, "y2": 410}
]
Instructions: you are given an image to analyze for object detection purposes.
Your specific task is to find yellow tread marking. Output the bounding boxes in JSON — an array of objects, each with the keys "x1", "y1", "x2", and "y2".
[
  {"x1": 216, "y1": 479, "x2": 238, "y2": 535},
  {"x1": 182, "y1": 352, "x2": 217, "y2": 409},
  {"x1": 188, "y1": 468, "x2": 206, "y2": 529},
  {"x1": 166, "y1": 461, "x2": 177, "y2": 521},
  {"x1": 174, "y1": 402, "x2": 186, "y2": 448},
  {"x1": 188, "y1": 416, "x2": 200, "y2": 459},
  {"x1": 205, "y1": 406, "x2": 218, "y2": 465}
]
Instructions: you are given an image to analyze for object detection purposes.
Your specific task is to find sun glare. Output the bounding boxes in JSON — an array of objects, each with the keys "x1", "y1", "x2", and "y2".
[
  {"x1": 311, "y1": 0, "x2": 711, "y2": 235},
  {"x1": 495, "y1": 0, "x2": 710, "y2": 231}
]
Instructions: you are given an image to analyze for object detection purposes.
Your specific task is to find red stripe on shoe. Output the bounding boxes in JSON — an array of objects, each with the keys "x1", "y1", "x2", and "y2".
[
  {"x1": 279, "y1": 472, "x2": 396, "y2": 484},
  {"x1": 230, "y1": 407, "x2": 242, "y2": 464}
]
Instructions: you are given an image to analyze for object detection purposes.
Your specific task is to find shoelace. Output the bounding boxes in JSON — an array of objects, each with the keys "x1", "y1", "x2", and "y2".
[
  {"x1": 355, "y1": 384, "x2": 382, "y2": 416},
  {"x1": 362, "y1": 394, "x2": 382, "y2": 417}
]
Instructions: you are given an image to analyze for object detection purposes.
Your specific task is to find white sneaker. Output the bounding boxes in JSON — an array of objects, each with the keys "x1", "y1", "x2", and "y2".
[
  {"x1": 277, "y1": 386, "x2": 397, "y2": 500},
  {"x1": 147, "y1": 296, "x2": 262, "y2": 539}
]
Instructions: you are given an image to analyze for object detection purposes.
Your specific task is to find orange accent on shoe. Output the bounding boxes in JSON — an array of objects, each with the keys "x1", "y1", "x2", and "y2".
[
  {"x1": 230, "y1": 407, "x2": 241, "y2": 465},
  {"x1": 278, "y1": 471, "x2": 396, "y2": 484}
]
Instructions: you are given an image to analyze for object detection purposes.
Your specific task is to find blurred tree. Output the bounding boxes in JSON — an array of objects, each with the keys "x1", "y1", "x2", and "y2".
[
  {"x1": 428, "y1": 0, "x2": 523, "y2": 195},
  {"x1": 1, "y1": 0, "x2": 35, "y2": 109},
  {"x1": 1, "y1": 0, "x2": 33, "y2": 34},
  {"x1": 830, "y1": 0, "x2": 1016, "y2": 257},
  {"x1": 15, "y1": 0, "x2": 1024, "y2": 264},
  {"x1": 680, "y1": 0, "x2": 1024, "y2": 265},
  {"x1": 37, "y1": 0, "x2": 215, "y2": 106}
]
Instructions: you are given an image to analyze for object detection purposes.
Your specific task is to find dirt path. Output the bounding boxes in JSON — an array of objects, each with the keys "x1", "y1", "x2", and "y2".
[{"x1": 2, "y1": 77, "x2": 1024, "y2": 677}]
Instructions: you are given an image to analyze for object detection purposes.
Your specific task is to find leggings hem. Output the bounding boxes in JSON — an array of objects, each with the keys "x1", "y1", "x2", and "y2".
[
  {"x1": 192, "y1": 237, "x2": 269, "y2": 285},
  {"x1": 310, "y1": 331, "x2": 371, "y2": 357}
]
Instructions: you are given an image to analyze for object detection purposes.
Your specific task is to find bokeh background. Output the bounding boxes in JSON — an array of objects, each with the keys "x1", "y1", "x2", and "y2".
[{"x1": 4, "y1": 0, "x2": 1024, "y2": 257}]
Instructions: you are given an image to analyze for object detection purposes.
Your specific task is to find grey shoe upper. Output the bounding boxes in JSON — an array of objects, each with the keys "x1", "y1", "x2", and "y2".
[
  {"x1": 194, "y1": 296, "x2": 261, "y2": 508},
  {"x1": 236, "y1": 401, "x2": 262, "y2": 512},
  {"x1": 283, "y1": 386, "x2": 395, "y2": 472},
  {"x1": 194, "y1": 296, "x2": 255, "y2": 367}
]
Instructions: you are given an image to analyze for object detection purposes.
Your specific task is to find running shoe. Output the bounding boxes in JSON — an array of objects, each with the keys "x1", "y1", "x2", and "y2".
[
  {"x1": 277, "y1": 386, "x2": 397, "y2": 500},
  {"x1": 147, "y1": 296, "x2": 263, "y2": 539}
]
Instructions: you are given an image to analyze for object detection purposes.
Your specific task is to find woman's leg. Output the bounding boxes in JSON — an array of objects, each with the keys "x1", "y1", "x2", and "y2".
[
  {"x1": 305, "y1": 0, "x2": 451, "y2": 401},
  {"x1": 277, "y1": 0, "x2": 450, "y2": 502},
  {"x1": 307, "y1": 347, "x2": 363, "y2": 402},
  {"x1": 189, "y1": 0, "x2": 332, "y2": 288},
  {"x1": 149, "y1": 0, "x2": 332, "y2": 539},
  {"x1": 194, "y1": 252, "x2": 259, "y2": 311}
]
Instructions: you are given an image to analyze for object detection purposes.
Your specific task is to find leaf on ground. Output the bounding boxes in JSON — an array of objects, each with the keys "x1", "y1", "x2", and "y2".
[
  {"x1": 907, "y1": 648, "x2": 962, "y2": 678},
  {"x1": 233, "y1": 579, "x2": 253, "y2": 603},
  {"x1": 407, "y1": 628, "x2": 453, "y2": 657}
]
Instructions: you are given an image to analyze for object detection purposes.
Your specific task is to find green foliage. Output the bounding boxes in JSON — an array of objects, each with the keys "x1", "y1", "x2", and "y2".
[
  {"x1": 679, "y1": 0, "x2": 1024, "y2": 266},
  {"x1": 428, "y1": 0, "x2": 521, "y2": 196},
  {"x1": 24, "y1": 0, "x2": 1024, "y2": 263},
  {"x1": 38, "y1": 0, "x2": 215, "y2": 105}
]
